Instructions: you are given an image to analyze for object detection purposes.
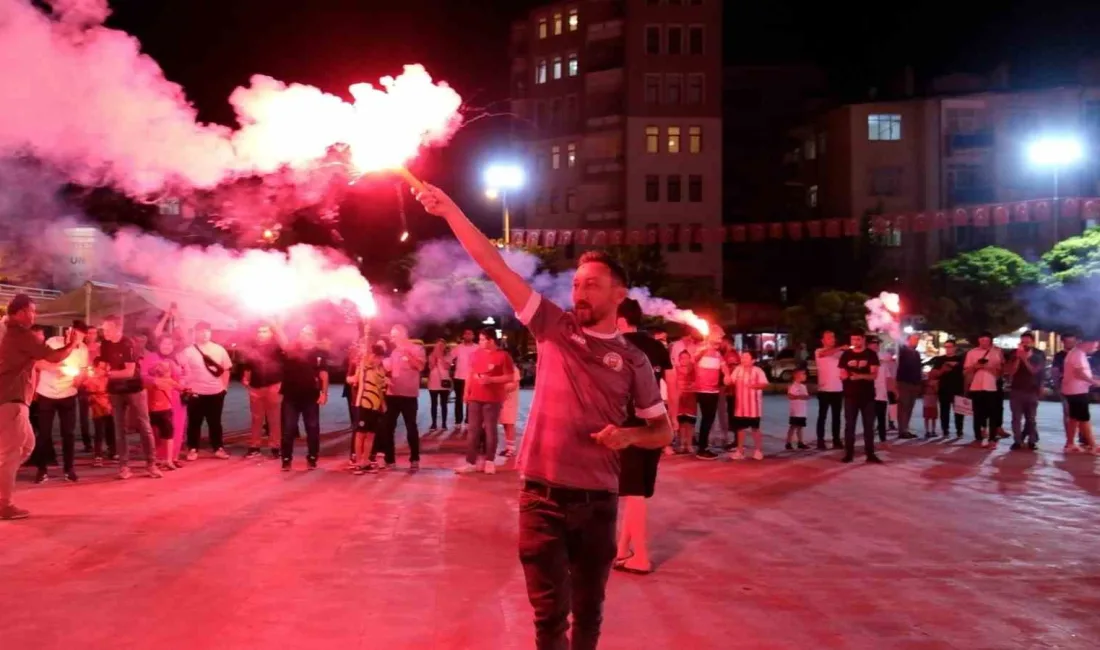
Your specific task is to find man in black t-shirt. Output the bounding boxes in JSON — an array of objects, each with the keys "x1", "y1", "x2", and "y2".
[
  {"x1": 242, "y1": 322, "x2": 288, "y2": 459},
  {"x1": 614, "y1": 299, "x2": 677, "y2": 575},
  {"x1": 838, "y1": 330, "x2": 882, "y2": 464},
  {"x1": 279, "y1": 326, "x2": 329, "y2": 471},
  {"x1": 1005, "y1": 331, "x2": 1046, "y2": 450},
  {"x1": 929, "y1": 340, "x2": 966, "y2": 437},
  {"x1": 100, "y1": 315, "x2": 161, "y2": 480}
]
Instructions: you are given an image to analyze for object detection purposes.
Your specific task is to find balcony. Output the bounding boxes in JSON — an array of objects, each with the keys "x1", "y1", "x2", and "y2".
[
  {"x1": 944, "y1": 130, "x2": 994, "y2": 154},
  {"x1": 585, "y1": 42, "x2": 624, "y2": 74},
  {"x1": 584, "y1": 156, "x2": 625, "y2": 178}
]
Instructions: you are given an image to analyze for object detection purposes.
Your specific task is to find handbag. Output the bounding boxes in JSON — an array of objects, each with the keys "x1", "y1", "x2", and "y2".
[{"x1": 194, "y1": 344, "x2": 225, "y2": 378}]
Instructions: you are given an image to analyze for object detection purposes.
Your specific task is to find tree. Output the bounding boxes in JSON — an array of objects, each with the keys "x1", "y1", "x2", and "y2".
[
  {"x1": 1031, "y1": 227, "x2": 1100, "y2": 336},
  {"x1": 783, "y1": 290, "x2": 871, "y2": 347},
  {"x1": 928, "y1": 246, "x2": 1039, "y2": 337},
  {"x1": 1040, "y1": 226, "x2": 1100, "y2": 285}
]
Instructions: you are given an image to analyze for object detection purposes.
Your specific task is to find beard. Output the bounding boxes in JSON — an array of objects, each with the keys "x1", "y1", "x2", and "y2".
[{"x1": 575, "y1": 301, "x2": 598, "y2": 326}]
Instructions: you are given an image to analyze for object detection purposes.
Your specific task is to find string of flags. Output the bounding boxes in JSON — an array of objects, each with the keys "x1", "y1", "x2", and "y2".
[{"x1": 508, "y1": 197, "x2": 1100, "y2": 248}]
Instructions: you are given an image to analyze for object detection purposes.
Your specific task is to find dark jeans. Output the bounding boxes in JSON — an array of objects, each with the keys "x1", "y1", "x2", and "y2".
[
  {"x1": 281, "y1": 398, "x2": 320, "y2": 461},
  {"x1": 93, "y1": 415, "x2": 116, "y2": 458},
  {"x1": 186, "y1": 391, "x2": 226, "y2": 451},
  {"x1": 78, "y1": 393, "x2": 91, "y2": 449},
  {"x1": 971, "y1": 390, "x2": 999, "y2": 439},
  {"x1": 345, "y1": 388, "x2": 358, "y2": 457},
  {"x1": 467, "y1": 401, "x2": 501, "y2": 464},
  {"x1": 429, "y1": 389, "x2": 449, "y2": 429},
  {"x1": 452, "y1": 379, "x2": 467, "y2": 425},
  {"x1": 938, "y1": 392, "x2": 965, "y2": 435},
  {"x1": 35, "y1": 395, "x2": 77, "y2": 472},
  {"x1": 378, "y1": 395, "x2": 421, "y2": 464},
  {"x1": 518, "y1": 486, "x2": 618, "y2": 650},
  {"x1": 844, "y1": 397, "x2": 876, "y2": 459},
  {"x1": 992, "y1": 390, "x2": 1005, "y2": 429},
  {"x1": 1010, "y1": 391, "x2": 1039, "y2": 445},
  {"x1": 874, "y1": 400, "x2": 888, "y2": 442},
  {"x1": 695, "y1": 392, "x2": 720, "y2": 451},
  {"x1": 817, "y1": 391, "x2": 843, "y2": 442}
]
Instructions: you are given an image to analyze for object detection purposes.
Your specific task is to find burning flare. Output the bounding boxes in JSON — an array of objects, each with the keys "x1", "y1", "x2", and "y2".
[
  {"x1": 681, "y1": 312, "x2": 710, "y2": 337},
  {"x1": 865, "y1": 291, "x2": 902, "y2": 342}
]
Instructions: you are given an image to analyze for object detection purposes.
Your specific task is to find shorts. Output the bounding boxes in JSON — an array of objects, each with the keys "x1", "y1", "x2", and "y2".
[
  {"x1": 1061, "y1": 395, "x2": 1069, "y2": 417},
  {"x1": 677, "y1": 414, "x2": 697, "y2": 425},
  {"x1": 732, "y1": 417, "x2": 761, "y2": 431},
  {"x1": 1065, "y1": 394, "x2": 1091, "y2": 423},
  {"x1": 788, "y1": 416, "x2": 807, "y2": 427},
  {"x1": 619, "y1": 446, "x2": 661, "y2": 498},
  {"x1": 887, "y1": 391, "x2": 898, "y2": 405},
  {"x1": 150, "y1": 410, "x2": 174, "y2": 440},
  {"x1": 356, "y1": 409, "x2": 383, "y2": 433}
]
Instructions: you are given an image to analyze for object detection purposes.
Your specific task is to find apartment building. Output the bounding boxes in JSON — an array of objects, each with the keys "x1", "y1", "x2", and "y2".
[
  {"x1": 786, "y1": 85, "x2": 1100, "y2": 280},
  {"x1": 508, "y1": 0, "x2": 723, "y2": 291}
]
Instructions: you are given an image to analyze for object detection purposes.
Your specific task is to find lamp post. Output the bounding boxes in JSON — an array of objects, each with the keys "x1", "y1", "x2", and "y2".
[
  {"x1": 483, "y1": 164, "x2": 525, "y2": 245},
  {"x1": 1028, "y1": 137, "x2": 1084, "y2": 239}
]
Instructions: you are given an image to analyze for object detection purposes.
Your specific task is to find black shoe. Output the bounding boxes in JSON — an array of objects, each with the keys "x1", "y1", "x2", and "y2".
[
  {"x1": 832, "y1": 439, "x2": 844, "y2": 450},
  {"x1": 797, "y1": 442, "x2": 810, "y2": 450},
  {"x1": 1028, "y1": 442, "x2": 1037, "y2": 451},
  {"x1": 1010, "y1": 442, "x2": 1023, "y2": 451},
  {"x1": 64, "y1": 470, "x2": 79, "y2": 482},
  {"x1": 925, "y1": 432, "x2": 936, "y2": 439},
  {"x1": 34, "y1": 470, "x2": 48, "y2": 484},
  {"x1": 270, "y1": 448, "x2": 281, "y2": 459},
  {"x1": 785, "y1": 442, "x2": 793, "y2": 450},
  {"x1": 695, "y1": 450, "x2": 720, "y2": 460},
  {"x1": 281, "y1": 459, "x2": 291, "y2": 472},
  {"x1": 245, "y1": 448, "x2": 261, "y2": 459},
  {"x1": 956, "y1": 431, "x2": 963, "y2": 438},
  {"x1": 865, "y1": 455, "x2": 883, "y2": 464},
  {"x1": 842, "y1": 455, "x2": 854, "y2": 463},
  {"x1": 816, "y1": 440, "x2": 827, "y2": 450},
  {"x1": 307, "y1": 457, "x2": 318, "y2": 470},
  {"x1": 899, "y1": 432, "x2": 918, "y2": 440}
]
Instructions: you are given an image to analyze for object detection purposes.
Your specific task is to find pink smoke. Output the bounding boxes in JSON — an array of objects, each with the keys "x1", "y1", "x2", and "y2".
[{"x1": 865, "y1": 291, "x2": 902, "y2": 342}]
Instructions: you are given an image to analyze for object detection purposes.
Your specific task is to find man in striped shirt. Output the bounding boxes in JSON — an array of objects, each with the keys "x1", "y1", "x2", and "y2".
[
  {"x1": 726, "y1": 350, "x2": 769, "y2": 460},
  {"x1": 416, "y1": 184, "x2": 672, "y2": 650}
]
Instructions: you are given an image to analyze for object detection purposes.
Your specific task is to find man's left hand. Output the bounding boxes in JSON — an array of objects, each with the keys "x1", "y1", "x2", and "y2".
[
  {"x1": 590, "y1": 425, "x2": 634, "y2": 450},
  {"x1": 318, "y1": 393, "x2": 328, "y2": 406}
]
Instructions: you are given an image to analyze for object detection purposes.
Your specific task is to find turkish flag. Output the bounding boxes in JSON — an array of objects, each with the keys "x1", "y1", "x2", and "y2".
[
  {"x1": 824, "y1": 219, "x2": 841, "y2": 238},
  {"x1": 992, "y1": 205, "x2": 1009, "y2": 226},
  {"x1": 626, "y1": 229, "x2": 642, "y2": 245},
  {"x1": 748, "y1": 224, "x2": 765, "y2": 241},
  {"x1": 731, "y1": 225, "x2": 747, "y2": 242},
  {"x1": 1012, "y1": 202, "x2": 1030, "y2": 222},
  {"x1": 787, "y1": 222, "x2": 804, "y2": 240},
  {"x1": 806, "y1": 220, "x2": 822, "y2": 238},
  {"x1": 912, "y1": 213, "x2": 929, "y2": 232},
  {"x1": 543, "y1": 230, "x2": 557, "y2": 247},
  {"x1": 768, "y1": 222, "x2": 784, "y2": 239},
  {"x1": 560, "y1": 230, "x2": 574, "y2": 246},
  {"x1": 1062, "y1": 197, "x2": 1081, "y2": 219},
  {"x1": 842, "y1": 218, "x2": 859, "y2": 237},
  {"x1": 972, "y1": 206, "x2": 989, "y2": 227},
  {"x1": 609, "y1": 229, "x2": 624, "y2": 246}
]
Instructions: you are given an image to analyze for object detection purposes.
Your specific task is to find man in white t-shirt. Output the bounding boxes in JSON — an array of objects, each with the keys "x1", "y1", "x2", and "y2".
[
  {"x1": 32, "y1": 321, "x2": 89, "y2": 483},
  {"x1": 1060, "y1": 340, "x2": 1099, "y2": 453},
  {"x1": 179, "y1": 321, "x2": 232, "y2": 460},
  {"x1": 814, "y1": 330, "x2": 845, "y2": 450},
  {"x1": 963, "y1": 331, "x2": 1004, "y2": 447},
  {"x1": 449, "y1": 329, "x2": 478, "y2": 434}
]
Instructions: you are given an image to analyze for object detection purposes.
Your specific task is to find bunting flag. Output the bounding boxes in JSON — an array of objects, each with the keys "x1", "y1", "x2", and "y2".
[{"x1": 501, "y1": 197, "x2": 1099, "y2": 248}]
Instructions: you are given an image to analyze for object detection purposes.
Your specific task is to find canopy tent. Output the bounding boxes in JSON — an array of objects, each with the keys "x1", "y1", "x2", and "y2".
[{"x1": 36, "y1": 281, "x2": 238, "y2": 332}]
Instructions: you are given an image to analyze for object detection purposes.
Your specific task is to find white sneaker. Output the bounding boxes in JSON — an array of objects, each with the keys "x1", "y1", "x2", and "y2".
[
  {"x1": 186, "y1": 449, "x2": 198, "y2": 461},
  {"x1": 752, "y1": 449, "x2": 764, "y2": 461},
  {"x1": 213, "y1": 448, "x2": 230, "y2": 459},
  {"x1": 731, "y1": 450, "x2": 745, "y2": 461},
  {"x1": 1065, "y1": 444, "x2": 1081, "y2": 453},
  {"x1": 146, "y1": 465, "x2": 164, "y2": 479},
  {"x1": 483, "y1": 461, "x2": 497, "y2": 475},
  {"x1": 455, "y1": 463, "x2": 479, "y2": 475},
  {"x1": 980, "y1": 440, "x2": 990, "y2": 448},
  {"x1": 117, "y1": 466, "x2": 133, "y2": 480}
]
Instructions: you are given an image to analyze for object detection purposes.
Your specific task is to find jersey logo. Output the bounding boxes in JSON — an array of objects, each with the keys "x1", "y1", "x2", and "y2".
[
  {"x1": 570, "y1": 333, "x2": 587, "y2": 347},
  {"x1": 603, "y1": 352, "x2": 624, "y2": 372}
]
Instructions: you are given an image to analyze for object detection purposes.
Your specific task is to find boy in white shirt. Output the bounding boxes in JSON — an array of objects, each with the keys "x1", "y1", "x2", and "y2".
[
  {"x1": 1060, "y1": 339, "x2": 1100, "y2": 453},
  {"x1": 786, "y1": 368, "x2": 810, "y2": 450},
  {"x1": 726, "y1": 350, "x2": 769, "y2": 460}
]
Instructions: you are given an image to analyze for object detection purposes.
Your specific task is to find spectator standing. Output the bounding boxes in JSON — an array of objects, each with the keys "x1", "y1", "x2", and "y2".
[
  {"x1": 449, "y1": 329, "x2": 477, "y2": 434},
  {"x1": 1005, "y1": 332, "x2": 1045, "y2": 451},
  {"x1": 838, "y1": 330, "x2": 882, "y2": 464},
  {"x1": 427, "y1": 339, "x2": 451, "y2": 432},
  {"x1": 379, "y1": 325, "x2": 426, "y2": 471},
  {"x1": 895, "y1": 333, "x2": 923, "y2": 439},
  {"x1": 179, "y1": 321, "x2": 232, "y2": 460},
  {"x1": 929, "y1": 340, "x2": 966, "y2": 438},
  {"x1": 100, "y1": 315, "x2": 162, "y2": 480},
  {"x1": 963, "y1": 332, "x2": 1004, "y2": 447},
  {"x1": 32, "y1": 321, "x2": 90, "y2": 483},
  {"x1": 242, "y1": 321, "x2": 288, "y2": 459},
  {"x1": 280, "y1": 326, "x2": 329, "y2": 471},
  {"x1": 815, "y1": 331, "x2": 845, "y2": 450},
  {"x1": 455, "y1": 329, "x2": 514, "y2": 474}
]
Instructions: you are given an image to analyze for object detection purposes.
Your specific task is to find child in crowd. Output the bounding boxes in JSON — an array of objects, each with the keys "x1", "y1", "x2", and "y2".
[
  {"x1": 85, "y1": 357, "x2": 115, "y2": 467},
  {"x1": 786, "y1": 368, "x2": 810, "y2": 450},
  {"x1": 499, "y1": 366, "x2": 521, "y2": 458},
  {"x1": 353, "y1": 343, "x2": 388, "y2": 475},
  {"x1": 923, "y1": 374, "x2": 940, "y2": 437},
  {"x1": 147, "y1": 358, "x2": 183, "y2": 470},
  {"x1": 675, "y1": 350, "x2": 697, "y2": 454},
  {"x1": 727, "y1": 350, "x2": 769, "y2": 460}
]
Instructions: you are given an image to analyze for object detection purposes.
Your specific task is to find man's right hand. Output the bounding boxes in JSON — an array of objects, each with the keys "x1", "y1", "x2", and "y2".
[{"x1": 415, "y1": 183, "x2": 462, "y2": 220}]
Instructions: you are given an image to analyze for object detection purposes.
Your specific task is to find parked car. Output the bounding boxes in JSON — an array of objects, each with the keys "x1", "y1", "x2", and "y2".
[{"x1": 768, "y1": 357, "x2": 816, "y2": 383}]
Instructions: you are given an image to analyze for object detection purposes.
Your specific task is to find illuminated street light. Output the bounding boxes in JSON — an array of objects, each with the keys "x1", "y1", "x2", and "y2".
[
  {"x1": 483, "y1": 163, "x2": 525, "y2": 245},
  {"x1": 485, "y1": 188, "x2": 500, "y2": 200},
  {"x1": 1028, "y1": 136, "x2": 1085, "y2": 237}
]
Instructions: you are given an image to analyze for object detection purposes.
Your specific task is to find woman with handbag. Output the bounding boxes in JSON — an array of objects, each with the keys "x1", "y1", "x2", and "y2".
[{"x1": 427, "y1": 339, "x2": 451, "y2": 432}]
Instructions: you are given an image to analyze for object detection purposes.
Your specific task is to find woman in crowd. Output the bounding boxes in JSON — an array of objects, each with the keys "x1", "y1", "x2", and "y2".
[
  {"x1": 426, "y1": 339, "x2": 451, "y2": 432},
  {"x1": 499, "y1": 363, "x2": 521, "y2": 458}
]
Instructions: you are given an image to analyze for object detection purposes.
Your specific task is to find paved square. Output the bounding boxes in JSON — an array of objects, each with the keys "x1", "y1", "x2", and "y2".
[{"x1": 2, "y1": 389, "x2": 1098, "y2": 649}]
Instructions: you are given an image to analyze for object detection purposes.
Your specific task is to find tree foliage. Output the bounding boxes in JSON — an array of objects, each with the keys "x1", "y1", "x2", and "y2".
[
  {"x1": 928, "y1": 246, "x2": 1039, "y2": 336},
  {"x1": 1039, "y1": 226, "x2": 1100, "y2": 286},
  {"x1": 783, "y1": 290, "x2": 871, "y2": 346}
]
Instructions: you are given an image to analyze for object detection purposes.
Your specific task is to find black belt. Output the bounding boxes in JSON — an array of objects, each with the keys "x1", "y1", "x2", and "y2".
[
  {"x1": 523, "y1": 480, "x2": 614, "y2": 504},
  {"x1": 5, "y1": 399, "x2": 26, "y2": 406}
]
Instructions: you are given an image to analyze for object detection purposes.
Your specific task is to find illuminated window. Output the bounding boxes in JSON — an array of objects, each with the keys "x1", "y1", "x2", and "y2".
[
  {"x1": 552, "y1": 145, "x2": 561, "y2": 169},
  {"x1": 552, "y1": 56, "x2": 562, "y2": 80},
  {"x1": 538, "y1": 18, "x2": 548, "y2": 39},
  {"x1": 568, "y1": 8, "x2": 579, "y2": 31},
  {"x1": 688, "y1": 126, "x2": 702, "y2": 153},
  {"x1": 667, "y1": 126, "x2": 681, "y2": 154},
  {"x1": 536, "y1": 59, "x2": 547, "y2": 84},
  {"x1": 567, "y1": 53, "x2": 579, "y2": 77},
  {"x1": 868, "y1": 114, "x2": 902, "y2": 141},
  {"x1": 567, "y1": 143, "x2": 577, "y2": 168},
  {"x1": 553, "y1": 13, "x2": 563, "y2": 35},
  {"x1": 645, "y1": 126, "x2": 660, "y2": 153}
]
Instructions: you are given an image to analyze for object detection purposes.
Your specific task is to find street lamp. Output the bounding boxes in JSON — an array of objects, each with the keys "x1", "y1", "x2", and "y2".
[
  {"x1": 483, "y1": 164, "x2": 525, "y2": 245},
  {"x1": 1028, "y1": 137, "x2": 1085, "y2": 237}
]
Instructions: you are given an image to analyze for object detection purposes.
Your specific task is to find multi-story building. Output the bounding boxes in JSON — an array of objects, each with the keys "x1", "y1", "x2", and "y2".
[
  {"x1": 786, "y1": 84, "x2": 1100, "y2": 282},
  {"x1": 508, "y1": 0, "x2": 724, "y2": 292}
]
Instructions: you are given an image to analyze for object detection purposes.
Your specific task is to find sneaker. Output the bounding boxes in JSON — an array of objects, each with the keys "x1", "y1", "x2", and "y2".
[
  {"x1": 93, "y1": 456, "x2": 104, "y2": 468},
  {"x1": 186, "y1": 449, "x2": 198, "y2": 461},
  {"x1": 980, "y1": 440, "x2": 991, "y2": 448},
  {"x1": 353, "y1": 465, "x2": 378, "y2": 475},
  {"x1": 385, "y1": 462, "x2": 397, "y2": 471},
  {"x1": 117, "y1": 466, "x2": 133, "y2": 480},
  {"x1": 832, "y1": 439, "x2": 844, "y2": 449},
  {"x1": 245, "y1": 448, "x2": 261, "y2": 459},
  {"x1": 866, "y1": 455, "x2": 884, "y2": 464},
  {"x1": 730, "y1": 450, "x2": 745, "y2": 461},
  {"x1": 1010, "y1": 442, "x2": 1023, "y2": 451},
  {"x1": 1065, "y1": 443, "x2": 1081, "y2": 453},
  {"x1": 752, "y1": 449, "x2": 764, "y2": 461},
  {"x1": 785, "y1": 442, "x2": 793, "y2": 450},
  {"x1": 347, "y1": 456, "x2": 358, "y2": 468},
  {"x1": 925, "y1": 432, "x2": 936, "y2": 439},
  {"x1": 899, "y1": 432, "x2": 918, "y2": 440},
  {"x1": 1028, "y1": 442, "x2": 1037, "y2": 451},
  {"x1": 455, "y1": 463, "x2": 480, "y2": 475},
  {"x1": 409, "y1": 461, "x2": 420, "y2": 472},
  {"x1": 0, "y1": 504, "x2": 30, "y2": 520},
  {"x1": 307, "y1": 457, "x2": 318, "y2": 470},
  {"x1": 171, "y1": 460, "x2": 185, "y2": 470},
  {"x1": 816, "y1": 440, "x2": 827, "y2": 451},
  {"x1": 483, "y1": 461, "x2": 496, "y2": 475},
  {"x1": 797, "y1": 442, "x2": 810, "y2": 450},
  {"x1": 213, "y1": 448, "x2": 230, "y2": 460},
  {"x1": 270, "y1": 448, "x2": 280, "y2": 459},
  {"x1": 33, "y1": 470, "x2": 48, "y2": 484},
  {"x1": 64, "y1": 470, "x2": 79, "y2": 482},
  {"x1": 841, "y1": 455, "x2": 854, "y2": 464},
  {"x1": 159, "y1": 462, "x2": 176, "y2": 472},
  {"x1": 500, "y1": 447, "x2": 515, "y2": 458},
  {"x1": 695, "y1": 450, "x2": 720, "y2": 460}
]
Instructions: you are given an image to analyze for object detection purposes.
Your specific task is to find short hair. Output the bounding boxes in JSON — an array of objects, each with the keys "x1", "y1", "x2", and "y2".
[
  {"x1": 195, "y1": 321, "x2": 212, "y2": 332},
  {"x1": 944, "y1": 338, "x2": 958, "y2": 346},
  {"x1": 616, "y1": 298, "x2": 643, "y2": 327},
  {"x1": 741, "y1": 349, "x2": 757, "y2": 360},
  {"x1": 102, "y1": 315, "x2": 120, "y2": 325},
  {"x1": 1062, "y1": 332, "x2": 1078, "y2": 340},
  {"x1": 478, "y1": 327, "x2": 499, "y2": 343},
  {"x1": 577, "y1": 250, "x2": 629, "y2": 286},
  {"x1": 7, "y1": 293, "x2": 33, "y2": 316},
  {"x1": 978, "y1": 330, "x2": 993, "y2": 339},
  {"x1": 1020, "y1": 331, "x2": 1035, "y2": 341},
  {"x1": 849, "y1": 328, "x2": 866, "y2": 338},
  {"x1": 71, "y1": 320, "x2": 89, "y2": 333}
]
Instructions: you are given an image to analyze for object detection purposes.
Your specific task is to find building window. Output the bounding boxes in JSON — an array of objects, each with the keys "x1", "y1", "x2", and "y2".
[
  {"x1": 818, "y1": 133, "x2": 827, "y2": 155},
  {"x1": 667, "y1": 175, "x2": 682, "y2": 202},
  {"x1": 688, "y1": 125, "x2": 701, "y2": 153},
  {"x1": 688, "y1": 26, "x2": 704, "y2": 55},
  {"x1": 567, "y1": 142, "x2": 577, "y2": 168},
  {"x1": 689, "y1": 0, "x2": 703, "y2": 4},
  {"x1": 565, "y1": 95, "x2": 578, "y2": 125},
  {"x1": 644, "y1": 74, "x2": 661, "y2": 104},
  {"x1": 668, "y1": 223, "x2": 681, "y2": 252},
  {"x1": 533, "y1": 101, "x2": 545, "y2": 128},
  {"x1": 567, "y1": 53, "x2": 579, "y2": 77},
  {"x1": 868, "y1": 166, "x2": 903, "y2": 196},
  {"x1": 552, "y1": 56, "x2": 562, "y2": 80},
  {"x1": 538, "y1": 18, "x2": 548, "y2": 39},
  {"x1": 566, "y1": 190, "x2": 578, "y2": 212},
  {"x1": 665, "y1": 74, "x2": 683, "y2": 104},
  {"x1": 551, "y1": 145, "x2": 561, "y2": 170},
  {"x1": 807, "y1": 185, "x2": 818, "y2": 207},
  {"x1": 550, "y1": 191, "x2": 560, "y2": 214},
  {"x1": 689, "y1": 223, "x2": 702, "y2": 252},
  {"x1": 645, "y1": 126, "x2": 660, "y2": 153},
  {"x1": 536, "y1": 193, "x2": 547, "y2": 213},
  {"x1": 553, "y1": 12, "x2": 563, "y2": 35},
  {"x1": 868, "y1": 114, "x2": 902, "y2": 141},
  {"x1": 686, "y1": 74, "x2": 704, "y2": 104},
  {"x1": 645, "y1": 175, "x2": 660, "y2": 202},
  {"x1": 568, "y1": 8, "x2": 579, "y2": 31},
  {"x1": 536, "y1": 59, "x2": 547, "y2": 84},
  {"x1": 645, "y1": 26, "x2": 661, "y2": 55},
  {"x1": 668, "y1": 126, "x2": 681, "y2": 153},
  {"x1": 667, "y1": 26, "x2": 683, "y2": 55},
  {"x1": 688, "y1": 175, "x2": 702, "y2": 202},
  {"x1": 805, "y1": 138, "x2": 816, "y2": 160},
  {"x1": 549, "y1": 98, "x2": 561, "y2": 126}
]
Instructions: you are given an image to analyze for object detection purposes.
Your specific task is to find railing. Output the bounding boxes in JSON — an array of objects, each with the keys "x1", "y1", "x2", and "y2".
[{"x1": 0, "y1": 283, "x2": 61, "y2": 301}]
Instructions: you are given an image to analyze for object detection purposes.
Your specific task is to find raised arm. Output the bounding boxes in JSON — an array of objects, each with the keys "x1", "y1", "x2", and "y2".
[{"x1": 416, "y1": 184, "x2": 532, "y2": 313}]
